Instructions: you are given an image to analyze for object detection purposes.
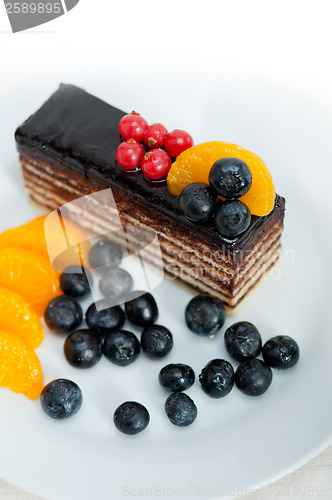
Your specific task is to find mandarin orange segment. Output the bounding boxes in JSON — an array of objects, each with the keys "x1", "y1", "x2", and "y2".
[
  {"x1": 44, "y1": 212, "x2": 91, "y2": 272},
  {"x1": 0, "y1": 330, "x2": 43, "y2": 399},
  {"x1": 0, "y1": 287, "x2": 44, "y2": 349},
  {"x1": 0, "y1": 215, "x2": 47, "y2": 255},
  {"x1": 0, "y1": 215, "x2": 91, "y2": 272},
  {"x1": 0, "y1": 248, "x2": 61, "y2": 316},
  {"x1": 167, "y1": 141, "x2": 275, "y2": 216}
]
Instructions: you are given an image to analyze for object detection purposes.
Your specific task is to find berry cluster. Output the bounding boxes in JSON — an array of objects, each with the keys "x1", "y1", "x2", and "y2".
[
  {"x1": 185, "y1": 295, "x2": 300, "y2": 398},
  {"x1": 116, "y1": 111, "x2": 193, "y2": 181},
  {"x1": 179, "y1": 157, "x2": 253, "y2": 238},
  {"x1": 41, "y1": 246, "x2": 300, "y2": 435},
  {"x1": 42, "y1": 238, "x2": 177, "y2": 433}
]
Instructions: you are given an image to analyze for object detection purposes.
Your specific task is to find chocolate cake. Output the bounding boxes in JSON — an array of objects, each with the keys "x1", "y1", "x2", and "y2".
[{"x1": 15, "y1": 84, "x2": 285, "y2": 309}]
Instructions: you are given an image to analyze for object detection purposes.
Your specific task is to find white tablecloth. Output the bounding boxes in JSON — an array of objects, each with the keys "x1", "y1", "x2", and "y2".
[{"x1": 1, "y1": 444, "x2": 331, "y2": 500}]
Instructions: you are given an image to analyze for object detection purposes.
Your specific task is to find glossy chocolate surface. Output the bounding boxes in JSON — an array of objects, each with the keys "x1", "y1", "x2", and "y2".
[{"x1": 15, "y1": 84, "x2": 285, "y2": 251}]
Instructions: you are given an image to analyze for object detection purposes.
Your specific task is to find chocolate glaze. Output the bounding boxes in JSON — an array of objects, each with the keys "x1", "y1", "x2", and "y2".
[{"x1": 15, "y1": 84, "x2": 285, "y2": 252}]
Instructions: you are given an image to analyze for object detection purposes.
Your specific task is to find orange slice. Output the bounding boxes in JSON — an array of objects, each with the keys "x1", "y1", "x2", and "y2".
[
  {"x1": 0, "y1": 215, "x2": 47, "y2": 255},
  {"x1": 0, "y1": 248, "x2": 61, "y2": 316},
  {"x1": 0, "y1": 287, "x2": 44, "y2": 349},
  {"x1": 44, "y1": 211, "x2": 91, "y2": 272},
  {"x1": 167, "y1": 141, "x2": 275, "y2": 216},
  {"x1": 0, "y1": 215, "x2": 91, "y2": 272},
  {"x1": 0, "y1": 330, "x2": 43, "y2": 400}
]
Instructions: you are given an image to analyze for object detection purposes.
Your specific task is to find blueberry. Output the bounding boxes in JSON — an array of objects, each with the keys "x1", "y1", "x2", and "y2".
[
  {"x1": 99, "y1": 268, "x2": 133, "y2": 303},
  {"x1": 185, "y1": 294, "x2": 225, "y2": 336},
  {"x1": 140, "y1": 325, "x2": 173, "y2": 358},
  {"x1": 64, "y1": 329, "x2": 103, "y2": 368},
  {"x1": 113, "y1": 401, "x2": 150, "y2": 435},
  {"x1": 59, "y1": 265, "x2": 92, "y2": 298},
  {"x1": 224, "y1": 321, "x2": 262, "y2": 362},
  {"x1": 86, "y1": 300, "x2": 125, "y2": 336},
  {"x1": 209, "y1": 157, "x2": 252, "y2": 199},
  {"x1": 199, "y1": 359, "x2": 234, "y2": 398},
  {"x1": 262, "y1": 335, "x2": 300, "y2": 370},
  {"x1": 88, "y1": 238, "x2": 122, "y2": 269},
  {"x1": 235, "y1": 359, "x2": 273, "y2": 396},
  {"x1": 40, "y1": 379, "x2": 82, "y2": 419},
  {"x1": 159, "y1": 363, "x2": 195, "y2": 392},
  {"x1": 165, "y1": 392, "x2": 197, "y2": 427},
  {"x1": 44, "y1": 296, "x2": 82, "y2": 334},
  {"x1": 179, "y1": 183, "x2": 218, "y2": 222},
  {"x1": 215, "y1": 200, "x2": 251, "y2": 238},
  {"x1": 103, "y1": 330, "x2": 140, "y2": 366},
  {"x1": 125, "y1": 291, "x2": 158, "y2": 327}
]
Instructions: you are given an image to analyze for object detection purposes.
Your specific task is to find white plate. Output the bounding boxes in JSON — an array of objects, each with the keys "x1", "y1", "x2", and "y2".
[{"x1": 0, "y1": 77, "x2": 331, "y2": 500}]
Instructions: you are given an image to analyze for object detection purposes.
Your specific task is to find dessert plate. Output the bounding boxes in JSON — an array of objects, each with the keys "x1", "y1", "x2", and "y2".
[{"x1": 0, "y1": 77, "x2": 331, "y2": 500}]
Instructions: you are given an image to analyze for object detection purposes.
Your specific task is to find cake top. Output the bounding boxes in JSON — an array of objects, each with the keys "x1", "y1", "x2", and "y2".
[{"x1": 15, "y1": 84, "x2": 284, "y2": 252}]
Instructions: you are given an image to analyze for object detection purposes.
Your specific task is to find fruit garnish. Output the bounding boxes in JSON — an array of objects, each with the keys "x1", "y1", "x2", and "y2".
[
  {"x1": 113, "y1": 401, "x2": 150, "y2": 435},
  {"x1": 0, "y1": 247, "x2": 61, "y2": 316},
  {"x1": 141, "y1": 149, "x2": 172, "y2": 181},
  {"x1": 199, "y1": 359, "x2": 235, "y2": 398},
  {"x1": 99, "y1": 268, "x2": 133, "y2": 303},
  {"x1": 103, "y1": 330, "x2": 140, "y2": 366},
  {"x1": 141, "y1": 324, "x2": 173, "y2": 358},
  {"x1": 209, "y1": 158, "x2": 252, "y2": 199},
  {"x1": 235, "y1": 359, "x2": 273, "y2": 396},
  {"x1": 88, "y1": 238, "x2": 123, "y2": 269},
  {"x1": 60, "y1": 265, "x2": 92, "y2": 298},
  {"x1": 165, "y1": 392, "x2": 197, "y2": 427},
  {"x1": 0, "y1": 215, "x2": 91, "y2": 272},
  {"x1": 0, "y1": 330, "x2": 43, "y2": 399},
  {"x1": 118, "y1": 112, "x2": 148, "y2": 142},
  {"x1": 185, "y1": 294, "x2": 225, "y2": 337},
  {"x1": 262, "y1": 335, "x2": 300, "y2": 369},
  {"x1": 179, "y1": 182, "x2": 217, "y2": 222},
  {"x1": 215, "y1": 199, "x2": 251, "y2": 238},
  {"x1": 40, "y1": 379, "x2": 83, "y2": 419},
  {"x1": 167, "y1": 141, "x2": 275, "y2": 216},
  {"x1": 165, "y1": 129, "x2": 194, "y2": 158},
  {"x1": 86, "y1": 300, "x2": 125, "y2": 335},
  {"x1": 158, "y1": 363, "x2": 195, "y2": 392},
  {"x1": 0, "y1": 287, "x2": 44, "y2": 349},
  {"x1": 43, "y1": 214, "x2": 91, "y2": 272},
  {"x1": 143, "y1": 123, "x2": 168, "y2": 149},
  {"x1": 44, "y1": 296, "x2": 83, "y2": 334},
  {"x1": 125, "y1": 292, "x2": 159, "y2": 327},
  {"x1": 116, "y1": 139, "x2": 144, "y2": 170},
  {"x1": 0, "y1": 215, "x2": 46, "y2": 254},
  {"x1": 224, "y1": 321, "x2": 262, "y2": 362},
  {"x1": 64, "y1": 329, "x2": 103, "y2": 369}
]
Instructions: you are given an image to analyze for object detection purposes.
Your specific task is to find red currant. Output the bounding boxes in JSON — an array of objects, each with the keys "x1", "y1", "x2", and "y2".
[
  {"x1": 165, "y1": 129, "x2": 194, "y2": 157},
  {"x1": 143, "y1": 123, "x2": 168, "y2": 149},
  {"x1": 118, "y1": 112, "x2": 148, "y2": 142},
  {"x1": 116, "y1": 139, "x2": 144, "y2": 170},
  {"x1": 141, "y1": 149, "x2": 172, "y2": 181}
]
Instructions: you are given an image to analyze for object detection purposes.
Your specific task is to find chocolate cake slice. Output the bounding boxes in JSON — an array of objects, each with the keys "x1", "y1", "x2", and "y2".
[{"x1": 15, "y1": 84, "x2": 285, "y2": 309}]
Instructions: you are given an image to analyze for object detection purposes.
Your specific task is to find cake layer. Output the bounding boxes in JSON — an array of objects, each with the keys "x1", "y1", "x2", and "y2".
[{"x1": 21, "y1": 154, "x2": 283, "y2": 308}]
